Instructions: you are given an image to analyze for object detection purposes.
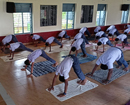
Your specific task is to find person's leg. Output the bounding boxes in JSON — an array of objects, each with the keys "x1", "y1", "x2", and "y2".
[
  {"x1": 123, "y1": 38, "x2": 128, "y2": 45},
  {"x1": 53, "y1": 38, "x2": 62, "y2": 46},
  {"x1": 106, "y1": 39, "x2": 113, "y2": 46},
  {"x1": 39, "y1": 36, "x2": 46, "y2": 42},
  {"x1": 19, "y1": 43, "x2": 33, "y2": 52},
  {"x1": 81, "y1": 34, "x2": 89, "y2": 44},
  {"x1": 12, "y1": 35, "x2": 18, "y2": 42},
  {"x1": 41, "y1": 50, "x2": 56, "y2": 64},
  {"x1": 64, "y1": 31, "x2": 70, "y2": 39},
  {"x1": 80, "y1": 40, "x2": 87, "y2": 57},
  {"x1": 85, "y1": 29, "x2": 91, "y2": 37},
  {"x1": 115, "y1": 30, "x2": 120, "y2": 36},
  {"x1": 102, "y1": 33, "x2": 107, "y2": 37}
]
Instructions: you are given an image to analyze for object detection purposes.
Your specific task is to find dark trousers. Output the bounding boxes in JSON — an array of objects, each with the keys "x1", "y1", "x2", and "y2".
[
  {"x1": 64, "y1": 31, "x2": 70, "y2": 39},
  {"x1": 12, "y1": 35, "x2": 18, "y2": 42},
  {"x1": 39, "y1": 36, "x2": 46, "y2": 42},
  {"x1": 53, "y1": 38, "x2": 62, "y2": 46},
  {"x1": 123, "y1": 38, "x2": 128, "y2": 44},
  {"x1": 19, "y1": 43, "x2": 33, "y2": 52},
  {"x1": 81, "y1": 34, "x2": 89, "y2": 44},
  {"x1": 80, "y1": 40, "x2": 87, "y2": 55}
]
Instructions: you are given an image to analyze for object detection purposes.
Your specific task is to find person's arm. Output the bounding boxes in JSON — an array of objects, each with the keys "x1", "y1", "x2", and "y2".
[
  {"x1": 61, "y1": 38, "x2": 63, "y2": 43},
  {"x1": 87, "y1": 64, "x2": 99, "y2": 76},
  {"x1": 95, "y1": 46, "x2": 98, "y2": 51},
  {"x1": 27, "y1": 62, "x2": 34, "y2": 77},
  {"x1": 21, "y1": 65, "x2": 28, "y2": 71},
  {"x1": 122, "y1": 42, "x2": 124, "y2": 48},
  {"x1": 69, "y1": 49, "x2": 71, "y2": 55},
  {"x1": 102, "y1": 44, "x2": 105, "y2": 53},
  {"x1": 44, "y1": 45, "x2": 46, "y2": 50},
  {"x1": 48, "y1": 74, "x2": 58, "y2": 91},
  {"x1": 71, "y1": 40, "x2": 75, "y2": 45},
  {"x1": 9, "y1": 51, "x2": 14, "y2": 60},
  {"x1": 115, "y1": 41, "x2": 118, "y2": 47},
  {"x1": 49, "y1": 44, "x2": 51, "y2": 52},
  {"x1": 8, "y1": 50, "x2": 12, "y2": 57},
  {"x1": 75, "y1": 50, "x2": 78, "y2": 56},
  {"x1": 57, "y1": 79, "x2": 68, "y2": 97}
]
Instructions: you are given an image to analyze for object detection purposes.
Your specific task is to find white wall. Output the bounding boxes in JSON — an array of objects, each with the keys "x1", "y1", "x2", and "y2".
[{"x1": 0, "y1": 0, "x2": 130, "y2": 36}]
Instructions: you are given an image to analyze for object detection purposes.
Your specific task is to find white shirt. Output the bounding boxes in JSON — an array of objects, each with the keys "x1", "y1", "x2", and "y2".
[
  {"x1": 109, "y1": 28, "x2": 117, "y2": 35},
  {"x1": 58, "y1": 31, "x2": 65, "y2": 37},
  {"x1": 94, "y1": 26, "x2": 101, "y2": 33},
  {"x1": 46, "y1": 37, "x2": 55, "y2": 44},
  {"x1": 72, "y1": 38, "x2": 83, "y2": 50},
  {"x1": 107, "y1": 25, "x2": 115, "y2": 31},
  {"x1": 32, "y1": 34, "x2": 40, "y2": 40},
  {"x1": 55, "y1": 56, "x2": 74, "y2": 79},
  {"x1": 98, "y1": 37, "x2": 108, "y2": 45},
  {"x1": 116, "y1": 34, "x2": 127, "y2": 41},
  {"x1": 9, "y1": 42, "x2": 20, "y2": 51},
  {"x1": 127, "y1": 25, "x2": 130, "y2": 28},
  {"x1": 27, "y1": 49, "x2": 42, "y2": 62},
  {"x1": 2, "y1": 35, "x2": 13, "y2": 45},
  {"x1": 74, "y1": 33, "x2": 83, "y2": 40},
  {"x1": 95, "y1": 31, "x2": 104, "y2": 37},
  {"x1": 96, "y1": 47, "x2": 121, "y2": 69},
  {"x1": 124, "y1": 28, "x2": 130, "y2": 34},
  {"x1": 79, "y1": 27, "x2": 87, "y2": 33}
]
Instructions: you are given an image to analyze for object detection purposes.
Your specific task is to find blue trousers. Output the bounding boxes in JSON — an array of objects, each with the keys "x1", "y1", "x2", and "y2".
[
  {"x1": 12, "y1": 35, "x2": 18, "y2": 42},
  {"x1": 41, "y1": 50, "x2": 56, "y2": 64},
  {"x1": 39, "y1": 36, "x2": 46, "y2": 42},
  {"x1": 54, "y1": 38, "x2": 62, "y2": 46},
  {"x1": 80, "y1": 40, "x2": 87, "y2": 55},
  {"x1": 123, "y1": 38, "x2": 128, "y2": 44},
  {"x1": 19, "y1": 43, "x2": 33, "y2": 52},
  {"x1": 115, "y1": 47, "x2": 128, "y2": 68},
  {"x1": 81, "y1": 34, "x2": 89, "y2": 44},
  {"x1": 102, "y1": 33, "x2": 108, "y2": 38},
  {"x1": 64, "y1": 31, "x2": 70, "y2": 39},
  {"x1": 106, "y1": 39, "x2": 113, "y2": 46},
  {"x1": 85, "y1": 29, "x2": 91, "y2": 37},
  {"x1": 69, "y1": 55, "x2": 85, "y2": 80},
  {"x1": 115, "y1": 30, "x2": 120, "y2": 36}
]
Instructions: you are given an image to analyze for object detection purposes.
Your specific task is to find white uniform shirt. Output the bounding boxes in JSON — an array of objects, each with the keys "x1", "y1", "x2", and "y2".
[
  {"x1": 98, "y1": 37, "x2": 108, "y2": 45},
  {"x1": 46, "y1": 37, "x2": 55, "y2": 44},
  {"x1": 96, "y1": 47, "x2": 121, "y2": 69},
  {"x1": 94, "y1": 26, "x2": 101, "y2": 33},
  {"x1": 107, "y1": 25, "x2": 115, "y2": 31},
  {"x1": 95, "y1": 31, "x2": 104, "y2": 37},
  {"x1": 58, "y1": 31, "x2": 65, "y2": 37},
  {"x1": 74, "y1": 33, "x2": 82, "y2": 40},
  {"x1": 124, "y1": 28, "x2": 130, "y2": 34},
  {"x1": 72, "y1": 38, "x2": 83, "y2": 50},
  {"x1": 109, "y1": 28, "x2": 117, "y2": 35},
  {"x1": 116, "y1": 34, "x2": 127, "y2": 41},
  {"x1": 27, "y1": 49, "x2": 42, "y2": 62},
  {"x1": 9, "y1": 42, "x2": 20, "y2": 51},
  {"x1": 55, "y1": 56, "x2": 74, "y2": 79},
  {"x1": 2, "y1": 35, "x2": 13, "y2": 45},
  {"x1": 79, "y1": 27, "x2": 87, "y2": 33},
  {"x1": 32, "y1": 34, "x2": 40, "y2": 40},
  {"x1": 127, "y1": 25, "x2": 130, "y2": 28}
]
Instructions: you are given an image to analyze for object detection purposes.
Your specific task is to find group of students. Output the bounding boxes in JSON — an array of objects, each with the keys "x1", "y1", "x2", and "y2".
[{"x1": 0, "y1": 25, "x2": 129, "y2": 97}]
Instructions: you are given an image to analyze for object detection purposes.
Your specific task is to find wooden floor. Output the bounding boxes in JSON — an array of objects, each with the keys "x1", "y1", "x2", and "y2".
[{"x1": 0, "y1": 39, "x2": 130, "y2": 105}]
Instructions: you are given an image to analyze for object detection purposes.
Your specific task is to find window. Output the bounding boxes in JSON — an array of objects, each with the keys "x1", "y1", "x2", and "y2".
[
  {"x1": 121, "y1": 10, "x2": 129, "y2": 23},
  {"x1": 40, "y1": 5, "x2": 57, "y2": 26},
  {"x1": 62, "y1": 4, "x2": 75, "y2": 29},
  {"x1": 96, "y1": 4, "x2": 107, "y2": 26},
  {"x1": 13, "y1": 3, "x2": 32, "y2": 34},
  {"x1": 81, "y1": 5, "x2": 94, "y2": 23}
]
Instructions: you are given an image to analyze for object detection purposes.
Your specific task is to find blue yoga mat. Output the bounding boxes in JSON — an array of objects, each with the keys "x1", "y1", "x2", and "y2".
[
  {"x1": 62, "y1": 53, "x2": 97, "y2": 64},
  {"x1": 26, "y1": 61, "x2": 56, "y2": 77}
]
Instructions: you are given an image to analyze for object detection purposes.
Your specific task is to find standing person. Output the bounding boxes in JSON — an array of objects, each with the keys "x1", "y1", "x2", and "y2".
[
  {"x1": 87, "y1": 47, "x2": 129, "y2": 84},
  {"x1": 45, "y1": 37, "x2": 63, "y2": 52},
  {"x1": 57, "y1": 30, "x2": 70, "y2": 42},
  {"x1": 30, "y1": 34, "x2": 46, "y2": 47},
  {"x1": 94, "y1": 26, "x2": 101, "y2": 34},
  {"x1": 95, "y1": 37, "x2": 113, "y2": 52},
  {"x1": 48, "y1": 55, "x2": 87, "y2": 97},
  {"x1": 21, "y1": 49, "x2": 58, "y2": 77},
  {"x1": 115, "y1": 34, "x2": 128, "y2": 48},
  {"x1": 69, "y1": 38, "x2": 87, "y2": 57},
  {"x1": 6, "y1": 42, "x2": 33, "y2": 60},
  {"x1": 79, "y1": 27, "x2": 91, "y2": 37},
  {"x1": 1, "y1": 34, "x2": 18, "y2": 52}
]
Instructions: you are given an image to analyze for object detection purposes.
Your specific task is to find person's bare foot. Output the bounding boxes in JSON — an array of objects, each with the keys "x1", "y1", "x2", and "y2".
[
  {"x1": 60, "y1": 45, "x2": 63, "y2": 48},
  {"x1": 116, "y1": 65, "x2": 121, "y2": 69},
  {"x1": 102, "y1": 79, "x2": 109, "y2": 84},
  {"x1": 81, "y1": 54, "x2": 87, "y2": 58},
  {"x1": 52, "y1": 62, "x2": 58, "y2": 67},
  {"x1": 123, "y1": 67, "x2": 129, "y2": 71},
  {"x1": 87, "y1": 73, "x2": 93, "y2": 77},
  {"x1": 77, "y1": 80, "x2": 82, "y2": 84},
  {"x1": 80, "y1": 78, "x2": 87, "y2": 85},
  {"x1": 9, "y1": 58, "x2": 13, "y2": 60}
]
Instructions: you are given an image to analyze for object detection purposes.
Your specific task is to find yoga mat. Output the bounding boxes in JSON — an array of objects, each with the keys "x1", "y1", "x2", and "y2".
[
  {"x1": 3, "y1": 48, "x2": 24, "y2": 54},
  {"x1": 116, "y1": 46, "x2": 130, "y2": 51},
  {"x1": 62, "y1": 53, "x2": 97, "y2": 64},
  {"x1": 26, "y1": 61, "x2": 56, "y2": 77},
  {"x1": 0, "y1": 51, "x2": 30, "y2": 62},
  {"x1": 85, "y1": 64, "x2": 130, "y2": 85},
  {"x1": 46, "y1": 79, "x2": 98, "y2": 102}
]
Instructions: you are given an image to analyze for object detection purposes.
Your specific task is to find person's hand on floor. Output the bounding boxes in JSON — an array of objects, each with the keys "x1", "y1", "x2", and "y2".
[{"x1": 48, "y1": 86, "x2": 54, "y2": 91}]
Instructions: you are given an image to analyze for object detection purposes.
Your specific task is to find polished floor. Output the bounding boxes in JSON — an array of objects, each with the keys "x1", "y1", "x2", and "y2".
[{"x1": 0, "y1": 39, "x2": 130, "y2": 105}]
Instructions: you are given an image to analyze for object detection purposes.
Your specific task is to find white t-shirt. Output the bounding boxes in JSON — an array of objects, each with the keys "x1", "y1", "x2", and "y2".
[
  {"x1": 74, "y1": 33, "x2": 83, "y2": 40},
  {"x1": 79, "y1": 27, "x2": 87, "y2": 33},
  {"x1": 116, "y1": 34, "x2": 127, "y2": 41},
  {"x1": 55, "y1": 56, "x2": 74, "y2": 79},
  {"x1": 58, "y1": 31, "x2": 65, "y2": 37},
  {"x1": 27, "y1": 49, "x2": 42, "y2": 62},
  {"x1": 95, "y1": 31, "x2": 104, "y2": 37},
  {"x1": 46, "y1": 37, "x2": 55, "y2": 44},
  {"x1": 32, "y1": 34, "x2": 40, "y2": 40},
  {"x1": 72, "y1": 38, "x2": 83, "y2": 50},
  {"x1": 2, "y1": 35, "x2": 13, "y2": 45},
  {"x1": 109, "y1": 28, "x2": 117, "y2": 35},
  {"x1": 96, "y1": 47, "x2": 121, "y2": 69},
  {"x1": 94, "y1": 26, "x2": 101, "y2": 33},
  {"x1": 124, "y1": 28, "x2": 130, "y2": 34},
  {"x1": 98, "y1": 37, "x2": 108, "y2": 45},
  {"x1": 107, "y1": 25, "x2": 115, "y2": 31},
  {"x1": 9, "y1": 42, "x2": 20, "y2": 51}
]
